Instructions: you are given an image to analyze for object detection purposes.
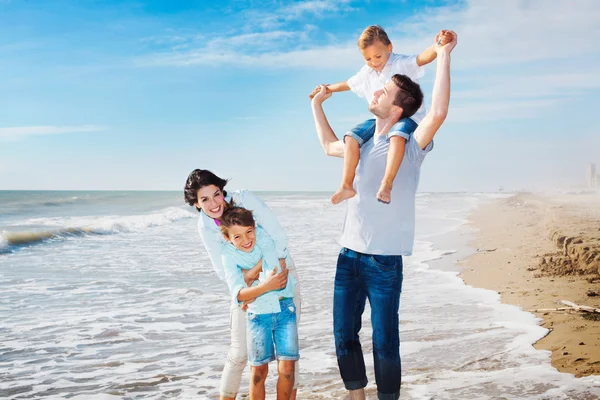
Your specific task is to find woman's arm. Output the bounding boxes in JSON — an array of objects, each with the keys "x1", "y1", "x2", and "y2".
[
  {"x1": 237, "y1": 266, "x2": 289, "y2": 301},
  {"x1": 198, "y1": 222, "x2": 226, "y2": 280}
]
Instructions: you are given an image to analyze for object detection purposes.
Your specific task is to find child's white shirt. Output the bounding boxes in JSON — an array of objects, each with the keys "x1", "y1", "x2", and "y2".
[{"x1": 347, "y1": 53, "x2": 426, "y2": 123}]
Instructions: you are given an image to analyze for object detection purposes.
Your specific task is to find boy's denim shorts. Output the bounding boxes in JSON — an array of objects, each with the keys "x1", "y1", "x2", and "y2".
[
  {"x1": 344, "y1": 117, "x2": 418, "y2": 147},
  {"x1": 246, "y1": 298, "x2": 299, "y2": 367}
]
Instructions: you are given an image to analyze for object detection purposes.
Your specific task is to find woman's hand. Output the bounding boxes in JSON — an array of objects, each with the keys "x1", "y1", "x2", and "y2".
[
  {"x1": 241, "y1": 298, "x2": 255, "y2": 311},
  {"x1": 261, "y1": 266, "x2": 289, "y2": 292}
]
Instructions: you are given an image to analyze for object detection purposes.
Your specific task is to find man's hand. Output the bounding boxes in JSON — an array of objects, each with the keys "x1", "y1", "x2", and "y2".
[
  {"x1": 261, "y1": 266, "x2": 289, "y2": 292},
  {"x1": 435, "y1": 30, "x2": 457, "y2": 54},
  {"x1": 311, "y1": 85, "x2": 333, "y2": 106},
  {"x1": 309, "y1": 84, "x2": 330, "y2": 99}
]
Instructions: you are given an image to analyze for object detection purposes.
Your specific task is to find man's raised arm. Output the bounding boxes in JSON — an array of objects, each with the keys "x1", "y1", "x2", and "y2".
[
  {"x1": 311, "y1": 86, "x2": 345, "y2": 158},
  {"x1": 415, "y1": 30, "x2": 457, "y2": 150}
]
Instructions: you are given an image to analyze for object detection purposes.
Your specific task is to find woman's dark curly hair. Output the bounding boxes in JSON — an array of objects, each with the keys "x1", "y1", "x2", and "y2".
[{"x1": 184, "y1": 169, "x2": 229, "y2": 212}]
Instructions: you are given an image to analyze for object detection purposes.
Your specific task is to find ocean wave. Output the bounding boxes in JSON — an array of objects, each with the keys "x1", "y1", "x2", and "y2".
[{"x1": 1, "y1": 207, "x2": 194, "y2": 251}]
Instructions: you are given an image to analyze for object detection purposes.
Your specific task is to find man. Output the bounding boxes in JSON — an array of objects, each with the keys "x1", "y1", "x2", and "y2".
[{"x1": 310, "y1": 30, "x2": 457, "y2": 400}]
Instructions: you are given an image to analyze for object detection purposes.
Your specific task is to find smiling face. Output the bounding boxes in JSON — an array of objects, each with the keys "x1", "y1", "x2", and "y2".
[
  {"x1": 195, "y1": 185, "x2": 226, "y2": 219},
  {"x1": 360, "y1": 40, "x2": 392, "y2": 72},
  {"x1": 368, "y1": 80, "x2": 402, "y2": 119},
  {"x1": 224, "y1": 224, "x2": 256, "y2": 253}
]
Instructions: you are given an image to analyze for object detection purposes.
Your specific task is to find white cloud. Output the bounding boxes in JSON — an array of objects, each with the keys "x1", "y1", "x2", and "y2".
[
  {"x1": 0, "y1": 125, "x2": 107, "y2": 141},
  {"x1": 136, "y1": 0, "x2": 600, "y2": 122},
  {"x1": 241, "y1": 0, "x2": 356, "y2": 30}
]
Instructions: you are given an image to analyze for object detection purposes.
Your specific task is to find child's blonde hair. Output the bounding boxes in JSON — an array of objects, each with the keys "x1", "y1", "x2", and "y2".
[{"x1": 358, "y1": 25, "x2": 391, "y2": 49}]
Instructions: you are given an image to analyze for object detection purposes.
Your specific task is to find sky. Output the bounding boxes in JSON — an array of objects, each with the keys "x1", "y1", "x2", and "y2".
[{"x1": 0, "y1": 0, "x2": 599, "y2": 192}]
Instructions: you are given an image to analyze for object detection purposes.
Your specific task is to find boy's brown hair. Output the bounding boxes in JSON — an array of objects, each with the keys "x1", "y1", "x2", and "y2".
[
  {"x1": 220, "y1": 206, "x2": 255, "y2": 237},
  {"x1": 358, "y1": 25, "x2": 391, "y2": 49}
]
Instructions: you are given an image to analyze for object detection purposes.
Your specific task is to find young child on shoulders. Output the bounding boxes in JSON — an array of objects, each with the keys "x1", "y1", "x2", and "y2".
[{"x1": 310, "y1": 25, "x2": 450, "y2": 204}]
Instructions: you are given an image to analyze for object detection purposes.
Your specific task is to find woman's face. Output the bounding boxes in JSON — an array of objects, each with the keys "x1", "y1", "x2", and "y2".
[{"x1": 195, "y1": 185, "x2": 226, "y2": 219}]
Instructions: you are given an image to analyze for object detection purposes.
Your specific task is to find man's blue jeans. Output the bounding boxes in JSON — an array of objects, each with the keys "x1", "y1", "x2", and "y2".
[{"x1": 333, "y1": 248, "x2": 404, "y2": 400}]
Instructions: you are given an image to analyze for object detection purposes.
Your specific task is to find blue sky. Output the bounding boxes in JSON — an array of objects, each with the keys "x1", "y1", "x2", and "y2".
[{"x1": 1, "y1": 0, "x2": 599, "y2": 192}]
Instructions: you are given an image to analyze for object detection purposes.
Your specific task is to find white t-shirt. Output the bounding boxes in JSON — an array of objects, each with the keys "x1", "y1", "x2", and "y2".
[
  {"x1": 347, "y1": 53, "x2": 426, "y2": 123},
  {"x1": 339, "y1": 134, "x2": 433, "y2": 256}
]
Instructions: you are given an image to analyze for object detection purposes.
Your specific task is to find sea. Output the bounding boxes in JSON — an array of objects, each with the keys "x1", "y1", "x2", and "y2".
[{"x1": 1, "y1": 190, "x2": 599, "y2": 399}]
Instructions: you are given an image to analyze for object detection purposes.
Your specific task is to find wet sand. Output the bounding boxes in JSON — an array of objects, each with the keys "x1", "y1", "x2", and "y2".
[{"x1": 460, "y1": 193, "x2": 600, "y2": 377}]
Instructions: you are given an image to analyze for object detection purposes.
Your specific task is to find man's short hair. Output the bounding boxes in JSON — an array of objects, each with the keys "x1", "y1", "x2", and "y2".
[{"x1": 391, "y1": 74, "x2": 424, "y2": 120}]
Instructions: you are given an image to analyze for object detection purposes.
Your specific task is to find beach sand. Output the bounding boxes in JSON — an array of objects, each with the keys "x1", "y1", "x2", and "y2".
[{"x1": 460, "y1": 192, "x2": 600, "y2": 378}]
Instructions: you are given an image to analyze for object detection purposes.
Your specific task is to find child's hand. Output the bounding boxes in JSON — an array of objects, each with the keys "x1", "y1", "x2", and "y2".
[
  {"x1": 311, "y1": 85, "x2": 333, "y2": 105},
  {"x1": 309, "y1": 84, "x2": 331, "y2": 99},
  {"x1": 435, "y1": 30, "x2": 457, "y2": 54}
]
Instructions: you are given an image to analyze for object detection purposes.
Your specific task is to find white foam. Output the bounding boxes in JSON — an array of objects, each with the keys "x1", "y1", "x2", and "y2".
[
  {"x1": 1, "y1": 193, "x2": 599, "y2": 399},
  {"x1": 0, "y1": 232, "x2": 8, "y2": 253},
  {"x1": 16, "y1": 206, "x2": 194, "y2": 234}
]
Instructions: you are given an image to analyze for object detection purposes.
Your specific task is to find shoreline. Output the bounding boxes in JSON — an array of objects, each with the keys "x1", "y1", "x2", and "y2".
[{"x1": 459, "y1": 193, "x2": 600, "y2": 377}]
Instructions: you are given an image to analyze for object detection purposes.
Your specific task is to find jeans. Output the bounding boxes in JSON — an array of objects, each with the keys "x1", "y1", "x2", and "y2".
[
  {"x1": 247, "y1": 298, "x2": 299, "y2": 366},
  {"x1": 344, "y1": 117, "x2": 418, "y2": 147},
  {"x1": 333, "y1": 248, "x2": 404, "y2": 400}
]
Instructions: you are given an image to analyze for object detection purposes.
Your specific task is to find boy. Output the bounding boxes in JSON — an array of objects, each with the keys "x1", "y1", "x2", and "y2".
[
  {"x1": 309, "y1": 25, "x2": 447, "y2": 204},
  {"x1": 220, "y1": 206, "x2": 299, "y2": 400}
]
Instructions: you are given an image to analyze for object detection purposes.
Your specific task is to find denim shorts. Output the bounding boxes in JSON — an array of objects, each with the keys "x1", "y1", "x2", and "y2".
[
  {"x1": 344, "y1": 117, "x2": 418, "y2": 147},
  {"x1": 246, "y1": 298, "x2": 299, "y2": 366}
]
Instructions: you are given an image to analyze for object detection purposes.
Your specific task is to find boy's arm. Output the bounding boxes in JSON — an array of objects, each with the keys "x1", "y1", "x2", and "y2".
[
  {"x1": 223, "y1": 251, "x2": 288, "y2": 302},
  {"x1": 309, "y1": 81, "x2": 350, "y2": 99},
  {"x1": 311, "y1": 86, "x2": 345, "y2": 158},
  {"x1": 238, "y1": 266, "x2": 289, "y2": 301},
  {"x1": 327, "y1": 81, "x2": 350, "y2": 93},
  {"x1": 416, "y1": 44, "x2": 437, "y2": 67},
  {"x1": 416, "y1": 30, "x2": 454, "y2": 67}
]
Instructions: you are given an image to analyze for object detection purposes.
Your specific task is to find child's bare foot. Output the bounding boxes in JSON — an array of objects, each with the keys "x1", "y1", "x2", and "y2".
[
  {"x1": 376, "y1": 183, "x2": 392, "y2": 204},
  {"x1": 331, "y1": 186, "x2": 356, "y2": 205}
]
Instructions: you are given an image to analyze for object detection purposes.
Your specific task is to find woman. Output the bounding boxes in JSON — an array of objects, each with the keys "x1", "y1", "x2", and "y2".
[{"x1": 184, "y1": 169, "x2": 302, "y2": 400}]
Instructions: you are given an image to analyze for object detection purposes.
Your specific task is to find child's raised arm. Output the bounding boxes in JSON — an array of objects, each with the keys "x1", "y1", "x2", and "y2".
[
  {"x1": 309, "y1": 81, "x2": 350, "y2": 99},
  {"x1": 416, "y1": 29, "x2": 453, "y2": 66}
]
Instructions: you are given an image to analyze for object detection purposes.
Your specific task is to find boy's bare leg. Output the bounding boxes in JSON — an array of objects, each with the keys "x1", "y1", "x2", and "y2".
[
  {"x1": 250, "y1": 364, "x2": 268, "y2": 400},
  {"x1": 376, "y1": 136, "x2": 407, "y2": 204},
  {"x1": 331, "y1": 138, "x2": 359, "y2": 205},
  {"x1": 277, "y1": 360, "x2": 295, "y2": 400}
]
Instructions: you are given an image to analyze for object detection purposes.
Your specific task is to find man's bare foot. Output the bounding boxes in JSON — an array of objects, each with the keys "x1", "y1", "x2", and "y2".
[
  {"x1": 376, "y1": 183, "x2": 392, "y2": 204},
  {"x1": 331, "y1": 186, "x2": 356, "y2": 205}
]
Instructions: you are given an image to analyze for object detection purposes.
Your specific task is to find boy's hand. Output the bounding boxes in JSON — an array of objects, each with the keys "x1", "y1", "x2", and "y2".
[
  {"x1": 279, "y1": 258, "x2": 287, "y2": 270},
  {"x1": 309, "y1": 84, "x2": 331, "y2": 99},
  {"x1": 435, "y1": 30, "x2": 457, "y2": 54},
  {"x1": 311, "y1": 85, "x2": 333, "y2": 106},
  {"x1": 262, "y1": 266, "x2": 289, "y2": 292}
]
